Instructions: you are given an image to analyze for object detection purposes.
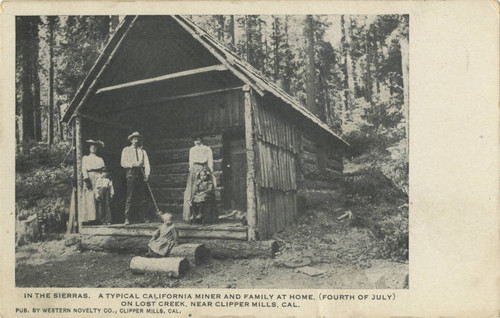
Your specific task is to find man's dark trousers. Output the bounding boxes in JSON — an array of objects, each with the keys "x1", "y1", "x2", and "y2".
[{"x1": 124, "y1": 168, "x2": 145, "y2": 222}]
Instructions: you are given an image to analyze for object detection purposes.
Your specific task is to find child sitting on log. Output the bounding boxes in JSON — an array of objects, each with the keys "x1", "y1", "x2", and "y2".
[
  {"x1": 147, "y1": 213, "x2": 178, "y2": 258},
  {"x1": 190, "y1": 169, "x2": 216, "y2": 224}
]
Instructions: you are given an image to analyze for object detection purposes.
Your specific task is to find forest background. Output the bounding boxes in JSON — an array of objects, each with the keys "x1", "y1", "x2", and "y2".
[{"x1": 15, "y1": 15, "x2": 409, "y2": 261}]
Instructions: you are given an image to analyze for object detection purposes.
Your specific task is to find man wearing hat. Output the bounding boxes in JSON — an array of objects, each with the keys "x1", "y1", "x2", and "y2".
[{"x1": 121, "y1": 132, "x2": 150, "y2": 225}]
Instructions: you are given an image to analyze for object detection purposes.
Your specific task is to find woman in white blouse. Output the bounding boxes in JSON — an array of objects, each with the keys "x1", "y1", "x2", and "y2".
[
  {"x1": 81, "y1": 140, "x2": 105, "y2": 223},
  {"x1": 183, "y1": 134, "x2": 216, "y2": 221}
]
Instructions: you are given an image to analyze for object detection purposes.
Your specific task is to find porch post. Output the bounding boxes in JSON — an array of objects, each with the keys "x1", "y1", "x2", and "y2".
[
  {"x1": 75, "y1": 115, "x2": 83, "y2": 232},
  {"x1": 244, "y1": 85, "x2": 257, "y2": 240},
  {"x1": 67, "y1": 118, "x2": 78, "y2": 234}
]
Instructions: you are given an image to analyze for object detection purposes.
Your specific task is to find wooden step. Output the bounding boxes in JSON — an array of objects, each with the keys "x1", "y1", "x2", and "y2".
[
  {"x1": 151, "y1": 160, "x2": 222, "y2": 174},
  {"x1": 149, "y1": 145, "x2": 223, "y2": 164},
  {"x1": 80, "y1": 221, "x2": 248, "y2": 241},
  {"x1": 148, "y1": 135, "x2": 222, "y2": 149},
  {"x1": 149, "y1": 171, "x2": 222, "y2": 188}
]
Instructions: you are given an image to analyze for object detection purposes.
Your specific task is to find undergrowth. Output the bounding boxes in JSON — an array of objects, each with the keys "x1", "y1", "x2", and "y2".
[
  {"x1": 345, "y1": 167, "x2": 408, "y2": 262},
  {"x1": 16, "y1": 142, "x2": 73, "y2": 234}
]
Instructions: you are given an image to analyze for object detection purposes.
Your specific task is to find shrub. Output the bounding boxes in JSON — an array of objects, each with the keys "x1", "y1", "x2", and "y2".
[
  {"x1": 16, "y1": 141, "x2": 72, "y2": 173},
  {"x1": 344, "y1": 166, "x2": 408, "y2": 262},
  {"x1": 374, "y1": 210, "x2": 408, "y2": 261},
  {"x1": 16, "y1": 142, "x2": 73, "y2": 235}
]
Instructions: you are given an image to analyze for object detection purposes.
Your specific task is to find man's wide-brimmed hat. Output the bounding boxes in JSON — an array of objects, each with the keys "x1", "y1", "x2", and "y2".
[
  {"x1": 128, "y1": 132, "x2": 143, "y2": 141},
  {"x1": 86, "y1": 139, "x2": 105, "y2": 148}
]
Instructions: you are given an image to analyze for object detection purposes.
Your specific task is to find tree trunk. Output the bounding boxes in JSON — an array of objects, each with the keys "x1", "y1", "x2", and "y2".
[
  {"x1": 364, "y1": 24, "x2": 372, "y2": 104},
  {"x1": 215, "y1": 15, "x2": 225, "y2": 42},
  {"x1": 16, "y1": 17, "x2": 41, "y2": 144},
  {"x1": 228, "y1": 15, "x2": 235, "y2": 48},
  {"x1": 400, "y1": 36, "x2": 409, "y2": 148},
  {"x1": 272, "y1": 16, "x2": 281, "y2": 80},
  {"x1": 304, "y1": 15, "x2": 318, "y2": 118},
  {"x1": 340, "y1": 15, "x2": 355, "y2": 126},
  {"x1": 47, "y1": 17, "x2": 55, "y2": 146},
  {"x1": 280, "y1": 17, "x2": 292, "y2": 93}
]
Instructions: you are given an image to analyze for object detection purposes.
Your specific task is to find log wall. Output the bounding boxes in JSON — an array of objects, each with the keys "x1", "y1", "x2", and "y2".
[
  {"x1": 297, "y1": 132, "x2": 345, "y2": 209},
  {"x1": 142, "y1": 90, "x2": 245, "y2": 217},
  {"x1": 80, "y1": 89, "x2": 245, "y2": 221}
]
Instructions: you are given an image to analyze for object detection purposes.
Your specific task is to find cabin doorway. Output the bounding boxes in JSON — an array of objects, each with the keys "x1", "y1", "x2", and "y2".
[{"x1": 223, "y1": 135, "x2": 247, "y2": 211}]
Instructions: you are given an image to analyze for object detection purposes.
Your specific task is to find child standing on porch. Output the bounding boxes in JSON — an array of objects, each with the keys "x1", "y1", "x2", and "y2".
[
  {"x1": 94, "y1": 167, "x2": 114, "y2": 225},
  {"x1": 147, "y1": 213, "x2": 178, "y2": 257}
]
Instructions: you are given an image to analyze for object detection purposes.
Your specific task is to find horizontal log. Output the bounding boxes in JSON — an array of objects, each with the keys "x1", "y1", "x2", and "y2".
[
  {"x1": 300, "y1": 150, "x2": 318, "y2": 165},
  {"x1": 176, "y1": 228, "x2": 247, "y2": 240},
  {"x1": 149, "y1": 171, "x2": 222, "y2": 188},
  {"x1": 301, "y1": 141, "x2": 318, "y2": 154},
  {"x1": 80, "y1": 226, "x2": 155, "y2": 237},
  {"x1": 81, "y1": 234, "x2": 151, "y2": 254},
  {"x1": 326, "y1": 158, "x2": 343, "y2": 171},
  {"x1": 149, "y1": 145, "x2": 222, "y2": 163},
  {"x1": 301, "y1": 135, "x2": 317, "y2": 149},
  {"x1": 157, "y1": 202, "x2": 224, "y2": 215},
  {"x1": 194, "y1": 239, "x2": 279, "y2": 259},
  {"x1": 152, "y1": 160, "x2": 222, "y2": 174},
  {"x1": 325, "y1": 151, "x2": 343, "y2": 161},
  {"x1": 169, "y1": 243, "x2": 208, "y2": 265},
  {"x1": 130, "y1": 256, "x2": 189, "y2": 277},
  {"x1": 151, "y1": 187, "x2": 222, "y2": 203},
  {"x1": 149, "y1": 135, "x2": 222, "y2": 149},
  {"x1": 175, "y1": 222, "x2": 248, "y2": 232},
  {"x1": 301, "y1": 161, "x2": 319, "y2": 175},
  {"x1": 298, "y1": 178, "x2": 342, "y2": 190}
]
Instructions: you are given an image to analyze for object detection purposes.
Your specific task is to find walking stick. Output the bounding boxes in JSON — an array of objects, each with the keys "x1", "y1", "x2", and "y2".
[{"x1": 141, "y1": 168, "x2": 163, "y2": 218}]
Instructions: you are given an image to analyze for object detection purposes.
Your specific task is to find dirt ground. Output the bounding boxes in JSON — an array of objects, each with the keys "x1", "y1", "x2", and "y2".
[{"x1": 16, "y1": 209, "x2": 408, "y2": 289}]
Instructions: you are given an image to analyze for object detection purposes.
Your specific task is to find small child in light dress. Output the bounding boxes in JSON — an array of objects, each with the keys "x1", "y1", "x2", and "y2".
[
  {"x1": 190, "y1": 169, "x2": 216, "y2": 224},
  {"x1": 94, "y1": 168, "x2": 114, "y2": 225},
  {"x1": 147, "y1": 213, "x2": 178, "y2": 258}
]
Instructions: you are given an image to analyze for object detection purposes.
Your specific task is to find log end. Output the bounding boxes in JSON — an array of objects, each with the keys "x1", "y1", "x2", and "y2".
[{"x1": 130, "y1": 256, "x2": 190, "y2": 278}]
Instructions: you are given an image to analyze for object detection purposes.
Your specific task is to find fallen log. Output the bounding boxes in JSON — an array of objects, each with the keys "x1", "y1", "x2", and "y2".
[
  {"x1": 189, "y1": 239, "x2": 279, "y2": 259},
  {"x1": 80, "y1": 235, "x2": 150, "y2": 254},
  {"x1": 130, "y1": 256, "x2": 189, "y2": 277},
  {"x1": 169, "y1": 244, "x2": 208, "y2": 265}
]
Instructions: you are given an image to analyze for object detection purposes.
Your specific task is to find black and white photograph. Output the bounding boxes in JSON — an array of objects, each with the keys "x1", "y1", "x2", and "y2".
[
  {"x1": 13, "y1": 14, "x2": 410, "y2": 289},
  {"x1": 3, "y1": 0, "x2": 500, "y2": 317}
]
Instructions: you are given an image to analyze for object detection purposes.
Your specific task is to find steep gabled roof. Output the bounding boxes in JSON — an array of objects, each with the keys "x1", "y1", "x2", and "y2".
[{"x1": 62, "y1": 15, "x2": 349, "y2": 147}]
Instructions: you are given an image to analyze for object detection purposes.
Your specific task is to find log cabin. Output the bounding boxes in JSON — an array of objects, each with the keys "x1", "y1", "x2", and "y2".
[{"x1": 61, "y1": 15, "x2": 349, "y2": 241}]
